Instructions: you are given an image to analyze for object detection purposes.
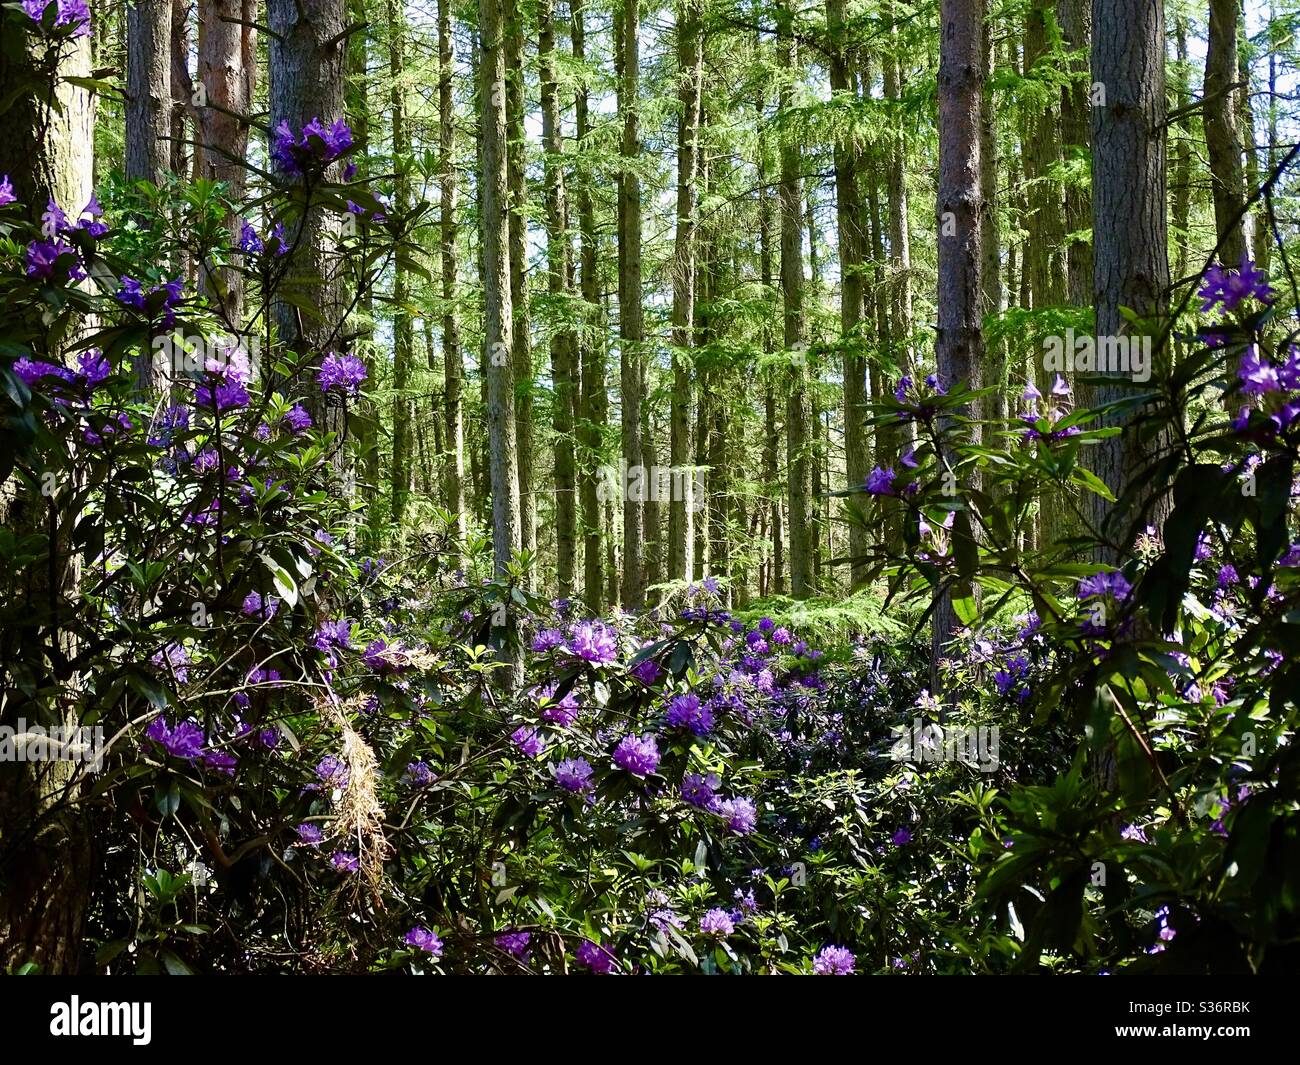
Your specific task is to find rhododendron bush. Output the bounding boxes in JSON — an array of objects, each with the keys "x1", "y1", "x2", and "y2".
[{"x1": 2, "y1": 5, "x2": 1300, "y2": 981}]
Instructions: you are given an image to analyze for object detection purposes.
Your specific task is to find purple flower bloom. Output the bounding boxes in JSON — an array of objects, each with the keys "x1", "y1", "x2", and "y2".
[
  {"x1": 575, "y1": 939, "x2": 615, "y2": 974},
  {"x1": 26, "y1": 238, "x2": 78, "y2": 280},
  {"x1": 531, "y1": 627, "x2": 565, "y2": 652},
  {"x1": 718, "y1": 796, "x2": 757, "y2": 835},
  {"x1": 282, "y1": 404, "x2": 313, "y2": 433},
  {"x1": 613, "y1": 733, "x2": 660, "y2": 777},
  {"x1": 331, "y1": 851, "x2": 359, "y2": 873},
  {"x1": 242, "y1": 591, "x2": 280, "y2": 620},
  {"x1": 568, "y1": 620, "x2": 619, "y2": 665},
  {"x1": 630, "y1": 656, "x2": 663, "y2": 685},
  {"x1": 403, "y1": 760, "x2": 435, "y2": 787},
  {"x1": 537, "y1": 683, "x2": 580, "y2": 727},
  {"x1": 146, "y1": 716, "x2": 206, "y2": 760},
  {"x1": 664, "y1": 692, "x2": 713, "y2": 735},
  {"x1": 681, "y1": 772, "x2": 721, "y2": 810},
  {"x1": 552, "y1": 756, "x2": 594, "y2": 792},
  {"x1": 316, "y1": 754, "x2": 350, "y2": 790},
  {"x1": 0, "y1": 175, "x2": 15, "y2": 206},
  {"x1": 1078, "y1": 570, "x2": 1132, "y2": 602},
  {"x1": 891, "y1": 827, "x2": 913, "y2": 846},
  {"x1": 866, "y1": 465, "x2": 897, "y2": 496},
  {"x1": 699, "y1": 908, "x2": 734, "y2": 938},
  {"x1": 317, "y1": 352, "x2": 368, "y2": 395},
  {"x1": 495, "y1": 931, "x2": 531, "y2": 959},
  {"x1": 238, "y1": 219, "x2": 264, "y2": 254},
  {"x1": 1198, "y1": 255, "x2": 1275, "y2": 313},
  {"x1": 405, "y1": 926, "x2": 443, "y2": 956},
  {"x1": 813, "y1": 945, "x2": 856, "y2": 975},
  {"x1": 296, "y1": 823, "x2": 323, "y2": 845},
  {"x1": 512, "y1": 726, "x2": 546, "y2": 758}
]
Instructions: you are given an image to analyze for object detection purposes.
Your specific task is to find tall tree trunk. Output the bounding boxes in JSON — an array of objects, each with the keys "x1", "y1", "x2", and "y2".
[
  {"x1": 979, "y1": 14, "x2": 1004, "y2": 421},
  {"x1": 438, "y1": 0, "x2": 467, "y2": 555},
  {"x1": 1088, "y1": 0, "x2": 1171, "y2": 550},
  {"x1": 505, "y1": 0, "x2": 534, "y2": 570},
  {"x1": 573, "y1": 0, "x2": 605, "y2": 612},
  {"x1": 1204, "y1": 0, "x2": 1248, "y2": 263},
  {"x1": 777, "y1": 4, "x2": 812, "y2": 599},
  {"x1": 617, "y1": 0, "x2": 645, "y2": 608},
  {"x1": 267, "y1": 0, "x2": 348, "y2": 468},
  {"x1": 0, "y1": 27, "x2": 95, "y2": 976},
  {"x1": 829, "y1": 0, "x2": 868, "y2": 586},
  {"x1": 387, "y1": 0, "x2": 414, "y2": 526},
  {"x1": 480, "y1": 0, "x2": 523, "y2": 582},
  {"x1": 197, "y1": 0, "x2": 257, "y2": 326},
  {"x1": 932, "y1": 0, "x2": 986, "y2": 672},
  {"x1": 170, "y1": 1, "x2": 192, "y2": 178},
  {"x1": 1171, "y1": 13, "x2": 1192, "y2": 281},
  {"x1": 757, "y1": 90, "x2": 784, "y2": 597},
  {"x1": 540, "y1": 0, "x2": 578, "y2": 596},
  {"x1": 1058, "y1": 0, "x2": 1092, "y2": 305},
  {"x1": 127, "y1": 0, "x2": 172, "y2": 184},
  {"x1": 668, "y1": 0, "x2": 702, "y2": 582}
]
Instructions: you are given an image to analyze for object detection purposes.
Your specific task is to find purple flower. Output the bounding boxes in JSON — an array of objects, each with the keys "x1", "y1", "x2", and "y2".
[
  {"x1": 630, "y1": 656, "x2": 663, "y2": 685},
  {"x1": 403, "y1": 760, "x2": 435, "y2": 787},
  {"x1": 495, "y1": 931, "x2": 531, "y2": 959},
  {"x1": 552, "y1": 756, "x2": 594, "y2": 793},
  {"x1": 699, "y1": 908, "x2": 734, "y2": 938},
  {"x1": 567, "y1": 620, "x2": 619, "y2": 665},
  {"x1": 537, "y1": 683, "x2": 580, "y2": 727},
  {"x1": 718, "y1": 796, "x2": 757, "y2": 835},
  {"x1": 296, "y1": 823, "x2": 323, "y2": 845},
  {"x1": 404, "y1": 926, "x2": 443, "y2": 957},
  {"x1": 26, "y1": 239, "x2": 79, "y2": 280},
  {"x1": 331, "y1": 851, "x2": 359, "y2": 873},
  {"x1": 1077, "y1": 570, "x2": 1132, "y2": 602},
  {"x1": 813, "y1": 945, "x2": 856, "y2": 975},
  {"x1": 317, "y1": 352, "x2": 368, "y2": 395},
  {"x1": 76, "y1": 193, "x2": 107, "y2": 237},
  {"x1": 238, "y1": 219, "x2": 264, "y2": 254},
  {"x1": 0, "y1": 175, "x2": 15, "y2": 206},
  {"x1": 145, "y1": 716, "x2": 206, "y2": 760},
  {"x1": 316, "y1": 754, "x2": 350, "y2": 790},
  {"x1": 1198, "y1": 255, "x2": 1275, "y2": 313},
  {"x1": 283, "y1": 404, "x2": 313, "y2": 433},
  {"x1": 891, "y1": 827, "x2": 913, "y2": 846},
  {"x1": 613, "y1": 733, "x2": 660, "y2": 778},
  {"x1": 681, "y1": 772, "x2": 721, "y2": 810},
  {"x1": 511, "y1": 726, "x2": 547, "y2": 758},
  {"x1": 575, "y1": 939, "x2": 615, "y2": 974},
  {"x1": 531, "y1": 627, "x2": 565, "y2": 652},
  {"x1": 664, "y1": 692, "x2": 713, "y2": 735},
  {"x1": 1238, "y1": 346, "x2": 1281, "y2": 396},
  {"x1": 866, "y1": 465, "x2": 897, "y2": 496},
  {"x1": 313, "y1": 619, "x2": 353, "y2": 653},
  {"x1": 272, "y1": 118, "x2": 355, "y2": 175},
  {"x1": 242, "y1": 591, "x2": 280, "y2": 620}
]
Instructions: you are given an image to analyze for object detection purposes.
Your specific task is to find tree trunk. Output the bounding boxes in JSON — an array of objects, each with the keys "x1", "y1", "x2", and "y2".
[
  {"x1": 932, "y1": 0, "x2": 986, "y2": 672},
  {"x1": 668, "y1": 0, "x2": 702, "y2": 582},
  {"x1": 539, "y1": 0, "x2": 578, "y2": 597},
  {"x1": 505, "y1": 0, "x2": 534, "y2": 570},
  {"x1": 127, "y1": 0, "x2": 172, "y2": 184},
  {"x1": 388, "y1": 0, "x2": 414, "y2": 526},
  {"x1": 438, "y1": 0, "x2": 467, "y2": 556},
  {"x1": 829, "y1": 0, "x2": 868, "y2": 586},
  {"x1": 1088, "y1": 0, "x2": 1172, "y2": 550},
  {"x1": 480, "y1": 0, "x2": 523, "y2": 584},
  {"x1": 0, "y1": 28, "x2": 95, "y2": 976},
  {"x1": 1058, "y1": 0, "x2": 1092, "y2": 305},
  {"x1": 197, "y1": 0, "x2": 257, "y2": 326},
  {"x1": 617, "y1": 0, "x2": 645, "y2": 608},
  {"x1": 1204, "y1": 0, "x2": 1248, "y2": 263},
  {"x1": 778, "y1": 5, "x2": 812, "y2": 599},
  {"x1": 267, "y1": 0, "x2": 348, "y2": 467},
  {"x1": 573, "y1": 0, "x2": 605, "y2": 612}
]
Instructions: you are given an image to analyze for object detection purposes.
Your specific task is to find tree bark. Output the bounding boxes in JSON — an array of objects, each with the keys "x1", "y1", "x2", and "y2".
[
  {"x1": 1088, "y1": 0, "x2": 1172, "y2": 549},
  {"x1": 387, "y1": 0, "x2": 414, "y2": 526},
  {"x1": 1204, "y1": 0, "x2": 1248, "y2": 264},
  {"x1": 778, "y1": 5, "x2": 812, "y2": 599},
  {"x1": 127, "y1": 0, "x2": 173, "y2": 185},
  {"x1": 617, "y1": 0, "x2": 645, "y2": 608}
]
